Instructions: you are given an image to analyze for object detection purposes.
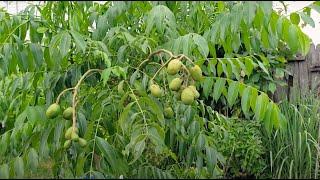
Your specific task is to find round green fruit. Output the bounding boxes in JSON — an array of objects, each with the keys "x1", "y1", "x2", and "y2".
[
  {"x1": 78, "y1": 138, "x2": 88, "y2": 147},
  {"x1": 64, "y1": 140, "x2": 72, "y2": 149},
  {"x1": 167, "y1": 59, "x2": 182, "y2": 75},
  {"x1": 169, "y1": 78, "x2": 183, "y2": 91},
  {"x1": 164, "y1": 107, "x2": 174, "y2": 118},
  {"x1": 71, "y1": 131, "x2": 79, "y2": 142},
  {"x1": 181, "y1": 88, "x2": 195, "y2": 105},
  {"x1": 150, "y1": 84, "x2": 162, "y2": 98},
  {"x1": 176, "y1": 85, "x2": 186, "y2": 100},
  {"x1": 65, "y1": 127, "x2": 79, "y2": 140},
  {"x1": 188, "y1": 85, "x2": 200, "y2": 99},
  {"x1": 63, "y1": 107, "x2": 73, "y2": 120},
  {"x1": 46, "y1": 103, "x2": 61, "y2": 119},
  {"x1": 190, "y1": 65, "x2": 203, "y2": 81}
]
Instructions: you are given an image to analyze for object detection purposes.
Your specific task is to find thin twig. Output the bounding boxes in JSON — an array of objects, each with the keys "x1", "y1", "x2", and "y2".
[
  {"x1": 71, "y1": 69, "x2": 103, "y2": 132},
  {"x1": 55, "y1": 87, "x2": 75, "y2": 104},
  {"x1": 137, "y1": 49, "x2": 175, "y2": 70}
]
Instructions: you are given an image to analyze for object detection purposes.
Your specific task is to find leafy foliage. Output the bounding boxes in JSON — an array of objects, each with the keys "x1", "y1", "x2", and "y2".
[{"x1": 0, "y1": 1, "x2": 316, "y2": 178}]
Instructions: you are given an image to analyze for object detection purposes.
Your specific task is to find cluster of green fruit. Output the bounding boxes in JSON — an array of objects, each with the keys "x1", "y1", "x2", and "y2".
[
  {"x1": 45, "y1": 103, "x2": 87, "y2": 149},
  {"x1": 64, "y1": 126, "x2": 87, "y2": 149},
  {"x1": 149, "y1": 58, "x2": 203, "y2": 118}
]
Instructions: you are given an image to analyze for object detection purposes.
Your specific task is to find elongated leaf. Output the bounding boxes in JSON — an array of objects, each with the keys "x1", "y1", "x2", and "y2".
[
  {"x1": 289, "y1": 24, "x2": 299, "y2": 53},
  {"x1": 298, "y1": 11, "x2": 315, "y2": 28},
  {"x1": 14, "y1": 156, "x2": 24, "y2": 178},
  {"x1": 263, "y1": 102, "x2": 274, "y2": 134},
  {"x1": 0, "y1": 164, "x2": 9, "y2": 179},
  {"x1": 254, "y1": 94, "x2": 268, "y2": 121},
  {"x1": 241, "y1": 87, "x2": 251, "y2": 117},
  {"x1": 227, "y1": 81, "x2": 239, "y2": 107},
  {"x1": 28, "y1": 148, "x2": 39, "y2": 171},
  {"x1": 70, "y1": 30, "x2": 87, "y2": 52},
  {"x1": 101, "y1": 68, "x2": 111, "y2": 86},
  {"x1": 193, "y1": 34, "x2": 209, "y2": 58},
  {"x1": 96, "y1": 137, "x2": 128, "y2": 174},
  {"x1": 213, "y1": 78, "x2": 226, "y2": 102},
  {"x1": 203, "y1": 77, "x2": 214, "y2": 99}
]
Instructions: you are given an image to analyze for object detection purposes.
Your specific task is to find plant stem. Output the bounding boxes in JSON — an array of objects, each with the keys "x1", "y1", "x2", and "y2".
[
  {"x1": 55, "y1": 87, "x2": 75, "y2": 104},
  {"x1": 71, "y1": 69, "x2": 103, "y2": 131},
  {"x1": 137, "y1": 49, "x2": 175, "y2": 70},
  {"x1": 150, "y1": 56, "x2": 183, "y2": 83}
]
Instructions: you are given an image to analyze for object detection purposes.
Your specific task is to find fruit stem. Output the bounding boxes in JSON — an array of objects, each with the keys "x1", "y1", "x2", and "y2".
[
  {"x1": 179, "y1": 54, "x2": 196, "y2": 66},
  {"x1": 55, "y1": 87, "x2": 75, "y2": 104},
  {"x1": 150, "y1": 56, "x2": 183, "y2": 83},
  {"x1": 72, "y1": 69, "x2": 103, "y2": 131},
  {"x1": 137, "y1": 49, "x2": 175, "y2": 70}
]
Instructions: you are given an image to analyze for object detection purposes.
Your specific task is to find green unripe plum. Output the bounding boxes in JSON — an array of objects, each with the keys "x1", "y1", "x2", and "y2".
[
  {"x1": 190, "y1": 65, "x2": 203, "y2": 81},
  {"x1": 63, "y1": 107, "x2": 73, "y2": 120},
  {"x1": 181, "y1": 88, "x2": 195, "y2": 105},
  {"x1": 150, "y1": 84, "x2": 162, "y2": 98},
  {"x1": 46, "y1": 103, "x2": 61, "y2": 119},
  {"x1": 167, "y1": 59, "x2": 182, "y2": 75},
  {"x1": 169, "y1": 78, "x2": 183, "y2": 91}
]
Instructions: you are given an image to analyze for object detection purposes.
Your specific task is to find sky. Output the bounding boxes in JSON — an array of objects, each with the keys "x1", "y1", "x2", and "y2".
[{"x1": 0, "y1": 1, "x2": 319, "y2": 45}]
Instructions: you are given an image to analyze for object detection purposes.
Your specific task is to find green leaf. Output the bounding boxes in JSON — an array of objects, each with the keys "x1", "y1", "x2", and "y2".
[
  {"x1": 254, "y1": 94, "x2": 268, "y2": 121},
  {"x1": 298, "y1": 11, "x2": 315, "y2": 28},
  {"x1": 130, "y1": 139, "x2": 146, "y2": 164},
  {"x1": 241, "y1": 87, "x2": 251, "y2": 117},
  {"x1": 263, "y1": 102, "x2": 274, "y2": 134},
  {"x1": 96, "y1": 137, "x2": 128, "y2": 174},
  {"x1": 101, "y1": 68, "x2": 111, "y2": 86},
  {"x1": 213, "y1": 78, "x2": 226, "y2": 102},
  {"x1": 60, "y1": 32, "x2": 72, "y2": 58},
  {"x1": 250, "y1": 89, "x2": 259, "y2": 111},
  {"x1": 36, "y1": 27, "x2": 48, "y2": 33},
  {"x1": 310, "y1": 4, "x2": 320, "y2": 14},
  {"x1": 0, "y1": 164, "x2": 9, "y2": 179},
  {"x1": 227, "y1": 81, "x2": 239, "y2": 107},
  {"x1": 28, "y1": 148, "x2": 39, "y2": 171},
  {"x1": 272, "y1": 104, "x2": 281, "y2": 129},
  {"x1": 261, "y1": 27, "x2": 269, "y2": 49},
  {"x1": 70, "y1": 30, "x2": 87, "y2": 52},
  {"x1": 140, "y1": 97, "x2": 164, "y2": 123},
  {"x1": 205, "y1": 146, "x2": 217, "y2": 173},
  {"x1": 287, "y1": 24, "x2": 299, "y2": 53},
  {"x1": 14, "y1": 156, "x2": 24, "y2": 178},
  {"x1": 244, "y1": 57, "x2": 254, "y2": 76},
  {"x1": 192, "y1": 34, "x2": 209, "y2": 58},
  {"x1": 146, "y1": 5, "x2": 177, "y2": 35},
  {"x1": 29, "y1": 43, "x2": 44, "y2": 69},
  {"x1": 203, "y1": 77, "x2": 214, "y2": 99}
]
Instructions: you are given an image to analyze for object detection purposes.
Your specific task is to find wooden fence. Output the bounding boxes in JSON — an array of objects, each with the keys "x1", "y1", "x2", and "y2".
[{"x1": 274, "y1": 43, "x2": 320, "y2": 102}]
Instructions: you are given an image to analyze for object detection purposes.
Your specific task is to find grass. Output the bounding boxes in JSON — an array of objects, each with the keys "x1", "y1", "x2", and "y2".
[{"x1": 262, "y1": 91, "x2": 320, "y2": 179}]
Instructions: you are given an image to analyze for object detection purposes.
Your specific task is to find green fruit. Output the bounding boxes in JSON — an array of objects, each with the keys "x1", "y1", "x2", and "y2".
[
  {"x1": 167, "y1": 59, "x2": 182, "y2": 75},
  {"x1": 65, "y1": 127, "x2": 79, "y2": 140},
  {"x1": 150, "y1": 84, "x2": 162, "y2": 98},
  {"x1": 164, "y1": 107, "x2": 174, "y2": 118},
  {"x1": 190, "y1": 65, "x2": 203, "y2": 81},
  {"x1": 78, "y1": 138, "x2": 88, "y2": 147},
  {"x1": 63, "y1": 107, "x2": 73, "y2": 120},
  {"x1": 176, "y1": 85, "x2": 186, "y2": 100},
  {"x1": 181, "y1": 88, "x2": 195, "y2": 105},
  {"x1": 188, "y1": 85, "x2": 200, "y2": 99},
  {"x1": 71, "y1": 131, "x2": 79, "y2": 142},
  {"x1": 46, "y1": 103, "x2": 61, "y2": 119},
  {"x1": 64, "y1": 140, "x2": 71, "y2": 149},
  {"x1": 118, "y1": 80, "x2": 125, "y2": 95},
  {"x1": 169, "y1": 78, "x2": 183, "y2": 91}
]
